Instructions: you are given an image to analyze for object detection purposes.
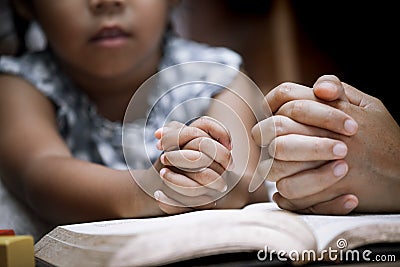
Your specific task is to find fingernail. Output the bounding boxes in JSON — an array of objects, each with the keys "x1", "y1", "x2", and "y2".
[
  {"x1": 333, "y1": 143, "x2": 347, "y2": 157},
  {"x1": 159, "y1": 168, "x2": 167, "y2": 177},
  {"x1": 333, "y1": 162, "x2": 348, "y2": 177},
  {"x1": 154, "y1": 128, "x2": 163, "y2": 138},
  {"x1": 154, "y1": 190, "x2": 161, "y2": 201},
  {"x1": 160, "y1": 154, "x2": 166, "y2": 165},
  {"x1": 344, "y1": 200, "x2": 357, "y2": 210},
  {"x1": 344, "y1": 119, "x2": 358, "y2": 134},
  {"x1": 156, "y1": 140, "x2": 162, "y2": 150}
]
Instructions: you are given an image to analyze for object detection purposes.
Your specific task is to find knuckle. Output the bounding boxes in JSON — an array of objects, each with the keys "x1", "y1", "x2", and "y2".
[
  {"x1": 183, "y1": 127, "x2": 201, "y2": 140},
  {"x1": 327, "y1": 74, "x2": 338, "y2": 80},
  {"x1": 312, "y1": 140, "x2": 322, "y2": 155},
  {"x1": 276, "y1": 178, "x2": 296, "y2": 199},
  {"x1": 167, "y1": 121, "x2": 184, "y2": 130},
  {"x1": 274, "y1": 116, "x2": 284, "y2": 128},
  {"x1": 275, "y1": 82, "x2": 294, "y2": 100},
  {"x1": 289, "y1": 100, "x2": 305, "y2": 118},
  {"x1": 274, "y1": 116, "x2": 287, "y2": 136},
  {"x1": 322, "y1": 108, "x2": 336, "y2": 129},
  {"x1": 197, "y1": 116, "x2": 209, "y2": 126}
]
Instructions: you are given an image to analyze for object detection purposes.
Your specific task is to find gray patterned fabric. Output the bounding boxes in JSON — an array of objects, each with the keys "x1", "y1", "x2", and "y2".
[
  {"x1": 0, "y1": 35, "x2": 242, "y2": 169},
  {"x1": 0, "y1": 35, "x2": 242, "y2": 240}
]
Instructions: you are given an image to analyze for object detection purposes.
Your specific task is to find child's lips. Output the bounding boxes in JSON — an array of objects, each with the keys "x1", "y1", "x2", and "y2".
[{"x1": 90, "y1": 26, "x2": 131, "y2": 47}]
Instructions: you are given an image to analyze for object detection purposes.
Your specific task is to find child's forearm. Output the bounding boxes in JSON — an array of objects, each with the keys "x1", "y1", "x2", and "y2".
[{"x1": 5, "y1": 156, "x2": 162, "y2": 224}]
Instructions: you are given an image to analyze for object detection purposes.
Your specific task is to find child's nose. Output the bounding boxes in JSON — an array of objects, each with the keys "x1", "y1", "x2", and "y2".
[{"x1": 89, "y1": 0, "x2": 125, "y2": 15}]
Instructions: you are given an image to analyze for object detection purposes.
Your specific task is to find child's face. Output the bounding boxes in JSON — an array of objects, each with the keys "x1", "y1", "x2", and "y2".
[{"x1": 30, "y1": 0, "x2": 172, "y2": 78}]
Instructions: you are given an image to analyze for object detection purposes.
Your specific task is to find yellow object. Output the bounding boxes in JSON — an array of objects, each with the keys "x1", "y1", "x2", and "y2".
[{"x1": 0, "y1": 236, "x2": 34, "y2": 267}]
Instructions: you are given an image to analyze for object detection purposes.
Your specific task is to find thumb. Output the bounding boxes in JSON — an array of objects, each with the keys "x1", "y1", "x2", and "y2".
[
  {"x1": 313, "y1": 75, "x2": 349, "y2": 102},
  {"x1": 190, "y1": 116, "x2": 232, "y2": 150}
]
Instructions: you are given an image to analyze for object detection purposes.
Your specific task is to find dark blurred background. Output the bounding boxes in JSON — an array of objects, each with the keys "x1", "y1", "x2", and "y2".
[
  {"x1": 1, "y1": 0, "x2": 398, "y2": 122},
  {"x1": 172, "y1": 0, "x2": 400, "y2": 122}
]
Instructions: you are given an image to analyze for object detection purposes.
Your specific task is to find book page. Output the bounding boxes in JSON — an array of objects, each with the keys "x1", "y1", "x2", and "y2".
[
  {"x1": 110, "y1": 209, "x2": 316, "y2": 266},
  {"x1": 63, "y1": 202, "x2": 281, "y2": 236},
  {"x1": 240, "y1": 202, "x2": 400, "y2": 252},
  {"x1": 63, "y1": 210, "x2": 230, "y2": 235},
  {"x1": 299, "y1": 213, "x2": 400, "y2": 251},
  {"x1": 242, "y1": 201, "x2": 281, "y2": 211},
  {"x1": 40, "y1": 204, "x2": 317, "y2": 266}
]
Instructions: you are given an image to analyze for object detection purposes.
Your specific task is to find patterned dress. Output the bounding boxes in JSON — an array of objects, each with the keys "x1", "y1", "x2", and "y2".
[{"x1": 0, "y1": 34, "x2": 242, "y2": 240}]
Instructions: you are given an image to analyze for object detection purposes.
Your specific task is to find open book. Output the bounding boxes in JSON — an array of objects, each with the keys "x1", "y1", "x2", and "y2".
[{"x1": 34, "y1": 202, "x2": 400, "y2": 267}]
